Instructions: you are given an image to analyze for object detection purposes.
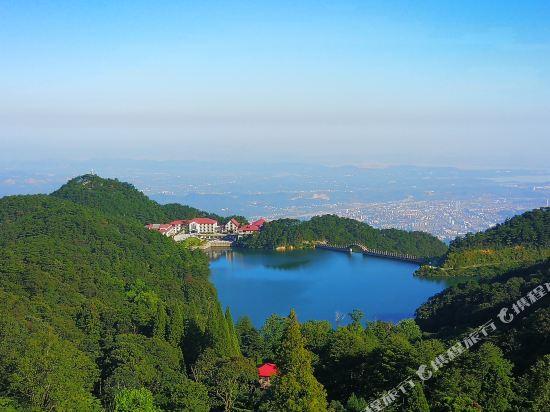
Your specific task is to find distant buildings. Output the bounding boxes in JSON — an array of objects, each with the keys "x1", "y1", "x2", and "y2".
[{"x1": 146, "y1": 216, "x2": 266, "y2": 238}]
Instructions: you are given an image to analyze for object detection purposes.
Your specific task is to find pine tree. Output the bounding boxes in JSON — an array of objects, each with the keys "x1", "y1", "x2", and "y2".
[
  {"x1": 236, "y1": 316, "x2": 265, "y2": 364},
  {"x1": 265, "y1": 309, "x2": 328, "y2": 412},
  {"x1": 402, "y1": 384, "x2": 430, "y2": 412},
  {"x1": 206, "y1": 302, "x2": 234, "y2": 357},
  {"x1": 225, "y1": 307, "x2": 241, "y2": 356},
  {"x1": 153, "y1": 301, "x2": 168, "y2": 339},
  {"x1": 167, "y1": 303, "x2": 185, "y2": 347}
]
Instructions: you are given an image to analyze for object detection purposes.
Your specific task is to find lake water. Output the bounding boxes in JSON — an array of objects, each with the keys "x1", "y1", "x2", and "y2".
[{"x1": 209, "y1": 248, "x2": 449, "y2": 327}]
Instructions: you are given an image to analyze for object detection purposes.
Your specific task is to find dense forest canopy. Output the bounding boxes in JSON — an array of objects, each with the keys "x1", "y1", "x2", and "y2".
[
  {"x1": 417, "y1": 207, "x2": 550, "y2": 277},
  {"x1": 0, "y1": 182, "x2": 240, "y2": 410},
  {"x1": 237, "y1": 214, "x2": 448, "y2": 259},
  {"x1": 0, "y1": 175, "x2": 548, "y2": 411}
]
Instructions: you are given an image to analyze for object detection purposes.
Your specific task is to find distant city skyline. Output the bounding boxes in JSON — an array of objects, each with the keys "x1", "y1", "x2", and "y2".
[
  {"x1": 1, "y1": 1, "x2": 550, "y2": 167},
  {"x1": 1, "y1": 159, "x2": 548, "y2": 241}
]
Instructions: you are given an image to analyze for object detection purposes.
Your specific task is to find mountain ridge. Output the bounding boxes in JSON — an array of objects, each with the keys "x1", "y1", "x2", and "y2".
[{"x1": 417, "y1": 207, "x2": 550, "y2": 277}]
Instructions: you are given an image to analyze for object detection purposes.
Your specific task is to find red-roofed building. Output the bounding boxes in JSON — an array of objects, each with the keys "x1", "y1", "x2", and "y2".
[
  {"x1": 170, "y1": 220, "x2": 189, "y2": 233},
  {"x1": 158, "y1": 224, "x2": 174, "y2": 235},
  {"x1": 225, "y1": 218, "x2": 241, "y2": 233},
  {"x1": 251, "y1": 218, "x2": 266, "y2": 228},
  {"x1": 239, "y1": 218, "x2": 266, "y2": 234},
  {"x1": 239, "y1": 224, "x2": 260, "y2": 234},
  {"x1": 146, "y1": 223, "x2": 179, "y2": 237},
  {"x1": 189, "y1": 218, "x2": 218, "y2": 234},
  {"x1": 258, "y1": 363, "x2": 278, "y2": 388}
]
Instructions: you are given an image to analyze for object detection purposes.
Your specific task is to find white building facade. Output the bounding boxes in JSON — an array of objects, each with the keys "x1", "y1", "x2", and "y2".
[{"x1": 188, "y1": 218, "x2": 218, "y2": 233}]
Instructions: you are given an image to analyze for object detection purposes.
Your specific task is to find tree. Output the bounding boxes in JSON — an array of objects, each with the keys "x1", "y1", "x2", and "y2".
[
  {"x1": 237, "y1": 214, "x2": 448, "y2": 258},
  {"x1": 348, "y1": 309, "x2": 365, "y2": 330},
  {"x1": 518, "y1": 354, "x2": 550, "y2": 411},
  {"x1": 114, "y1": 388, "x2": 159, "y2": 412},
  {"x1": 225, "y1": 307, "x2": 241, "y2": 356},
  {"x1": 401, "y1": 384, "x2": 430, "y2": 412},
  {"x1": 396, "y1": 319, "x2": 422, "y2": 343},
  {"x1": 265, "y1": 310, "x2": 328, "y2": 412},
  {"x1": 10, "y1": 329, "x2": 101, "y2": 411},
  {"x1": 328, "y1": 399, "x2": 345, "y2": 412},
  {"x1": 165, "y1": 379, "x2": 210, "y2": 412},
  {"x1": 103, "y1": 334, "x2": 186, "y2": 408},
  {"x1": 346, "y1": 393, "x2": 368, "y2": 412},
  {"x1": 236, "y1": 316, "x2": 265, "y2": 364},
  {"x1": 204, "y1": 302, "x2": 241, "y2": 358},
  {"x1": 365, "y1": 334, "x2": 418, "y2": 397},
  {"x1": 431, "y1": 343, "x2": 515, "y2": 412},
  {"x1": 125, "y1": 279, "x2": 164, "y2": 336},
  {"x1": 324, "y1": 323, "x2": 377, "y2": 400},
  {"x1": 167, "y1": 302, "x2": 185, "y2": 347},
  {"x1": 301, "y1": 320, "x2": 332, "y2": 354},
  {"x1": 469, "y1": 343, "x2": 516, "y2": 411},
  {"x1": 0, "y1": 397, "x2": 21, "y2": 412},
  {"x1": 193, "y1": 349, "x2": 257, "y2": 412},
  {"x1": 261, "y1": 314, "x2": 288, "y2": 361}
]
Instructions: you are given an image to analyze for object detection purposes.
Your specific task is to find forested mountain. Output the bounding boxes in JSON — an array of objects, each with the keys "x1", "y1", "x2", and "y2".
[
  {"x1": 0, "y1": 188, "x2": 241, "y2": 410},
  {"x1": 417, "y1": 207, "x2": 550, "y2": 277},
  {"x1": 52, "y1": 174, "x2": 247, "y2": 225},
  {"x1": 51, "y1": 174, "x2": 169, "y2": 223},
  {"x1": 237, "y1": 215, "x2": 448, "y2": 259}
]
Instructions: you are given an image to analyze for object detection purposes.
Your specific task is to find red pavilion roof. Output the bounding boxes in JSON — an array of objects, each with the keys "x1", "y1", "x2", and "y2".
[{"x1": 258, "y1": 363, "x2": 278, "y2": 378}]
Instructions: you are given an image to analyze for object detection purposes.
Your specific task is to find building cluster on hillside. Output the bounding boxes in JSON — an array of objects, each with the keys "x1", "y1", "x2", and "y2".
[{"x1": 145, "y1": 217, "x2": 266, "y2": 238}]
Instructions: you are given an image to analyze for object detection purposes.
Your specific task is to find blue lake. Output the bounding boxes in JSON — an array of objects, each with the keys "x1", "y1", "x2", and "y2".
[{"x1": 209, "y1": 248, "x2": 449, "y2": 327}]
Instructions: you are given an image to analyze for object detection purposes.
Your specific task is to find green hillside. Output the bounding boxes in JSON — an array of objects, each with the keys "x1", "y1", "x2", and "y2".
[
  {"x1": 237, "y1": 214, "x2": 448, "y2": 259},
  {"x1": 416, "y1": 260, "x2": 550, "y2": 369},
  {"x1": 0, "y1": 188, "x2": 239, "y2": 410},
  {"x1": 417, "y1": 207, "x2": 550, "y2": 277},
  {"x1": 450, "y1": 208, "x2": 550, "y2": 251},
  {"x1": 51, "y1": 174, "x2": 247, "y2": 225},
  {"x1": 51, "y1": 174, "x2": 168, "y2": 223}
]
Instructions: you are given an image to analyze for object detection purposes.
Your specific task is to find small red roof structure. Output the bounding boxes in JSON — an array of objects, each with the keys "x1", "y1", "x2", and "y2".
[
  {"x1": 189, "y1": 218, "x2": 218, "y2": 224},
  {"x1": 258, "y1": 363, "x2": 278, "y2": 378},
  {"x1": 170, "y1": 219, "x2": 189, "y2": 225},
  {"x1": 158, "y1": 224, "x2": 173, "y2": 233},
  {"x1": 251, "y1": 218, "x2": 266, "y2": 228},
  {"x1": 229, "y1": 218, "x2": 241, "y2": 227},
  {"x1": 240, "y1": 224, "x2": 260, "y2": 232}
]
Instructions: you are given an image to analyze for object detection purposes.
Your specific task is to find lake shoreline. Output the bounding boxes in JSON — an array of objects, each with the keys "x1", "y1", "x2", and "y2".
[{"x1": 209, "y1": 248, "x2": 448, "y2": 327}]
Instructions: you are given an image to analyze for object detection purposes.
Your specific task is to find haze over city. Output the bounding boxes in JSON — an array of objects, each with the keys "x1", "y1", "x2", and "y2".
[{"x1": 1, "y1": 1, "x2": 549, "y2": 241}]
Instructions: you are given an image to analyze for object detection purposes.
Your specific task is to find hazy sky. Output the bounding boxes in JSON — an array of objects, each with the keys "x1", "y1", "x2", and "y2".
[{"x1": 1, "y1": 1, "x2": 549, "y2": 168}]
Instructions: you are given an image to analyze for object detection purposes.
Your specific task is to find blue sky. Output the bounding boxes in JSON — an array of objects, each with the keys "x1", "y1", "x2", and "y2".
[{"x1": 1, "y1": 1, "x2": 549, "y2": 167}]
